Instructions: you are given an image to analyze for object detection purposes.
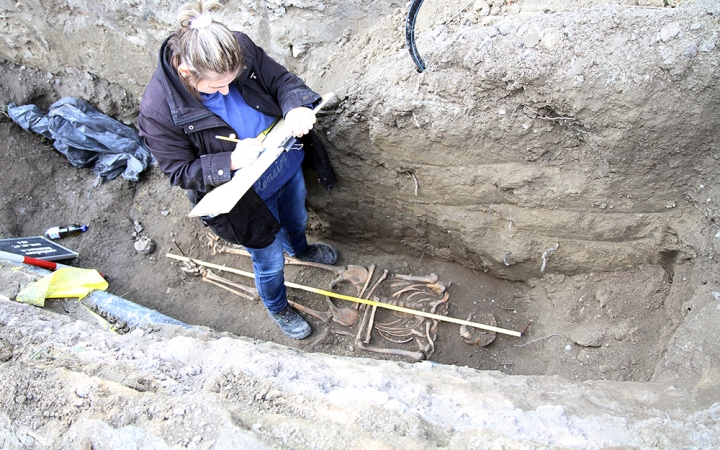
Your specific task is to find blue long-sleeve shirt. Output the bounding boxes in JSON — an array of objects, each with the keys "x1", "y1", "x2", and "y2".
[{"x1": 202, "y1": 84, "x2": 304, "y2": 200}]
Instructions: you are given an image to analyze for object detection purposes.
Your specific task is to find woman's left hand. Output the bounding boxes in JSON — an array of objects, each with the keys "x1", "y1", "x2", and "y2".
[{"x1": 285, "y1": 107, "x2": 316, "y2": 138}]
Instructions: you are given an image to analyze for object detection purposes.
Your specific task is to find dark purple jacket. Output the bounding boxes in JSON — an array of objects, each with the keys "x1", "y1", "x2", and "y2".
[{"x1": 138, "y1": 32, "x2": 336, "y2": 248}]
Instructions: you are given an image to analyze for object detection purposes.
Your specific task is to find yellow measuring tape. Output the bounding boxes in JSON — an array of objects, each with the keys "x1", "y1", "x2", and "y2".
[
  {"x1": 215, "y1": 117, "x2": 280, "y2": 144},
  {"x1": 256, "y1": 117, "x2": 280, "y2": 143},
  {"x1": 166, "y1": 253, "x2": 522, "y2": 337}
]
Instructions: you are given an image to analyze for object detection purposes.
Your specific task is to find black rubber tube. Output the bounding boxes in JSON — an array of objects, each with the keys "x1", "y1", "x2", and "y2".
[{"x1": 405, "y1": 0, "x2": 427, "y2": 73}]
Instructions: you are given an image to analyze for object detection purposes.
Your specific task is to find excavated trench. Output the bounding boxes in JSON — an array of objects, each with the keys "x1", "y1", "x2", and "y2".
[
  {"x1": 1, "y1": 0, "x2": 719, "y2": 389},
  {"x1": 0, "y1": 58, "x2": 710, "y2": 387},
  {"x1": 2, "y1": 2, "x2": 720, "y2": 447}
]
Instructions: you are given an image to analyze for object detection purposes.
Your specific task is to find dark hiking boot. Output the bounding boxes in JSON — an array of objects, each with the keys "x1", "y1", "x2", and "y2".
[
  {"x1": 297, "y1": 243, "x2": 339, "y2": 265},
  {"x1": 268, "y1": 306, "x2": 312, "y2": 339}
]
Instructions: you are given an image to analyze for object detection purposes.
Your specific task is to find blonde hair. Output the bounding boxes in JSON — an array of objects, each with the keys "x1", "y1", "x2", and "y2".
[{"x1": 170, "y1": 0, "x2": 243, "y2": 97}]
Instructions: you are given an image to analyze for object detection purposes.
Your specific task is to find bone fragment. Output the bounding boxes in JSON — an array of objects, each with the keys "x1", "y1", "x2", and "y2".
[
  {"x1": 202, "y1": 278, "x2": 257, "y2": 301},
  {"x1": 355, "y1": 308, "x2": 370, "y2": 347},
  {"x1": 287, "y1": 258, "x2": 345, "y2": 274},
  {"x1": 203, "y1": 269, "x2": 258, "y2": 297},
  {"x1": 434, "y1": 301, "x2": 449, "y2": 316},
  {"x1": 329, "y1": 328, "x2": 355, "y2": 337},
  {"x1": 430, "y1": 291, "x2": 450, "y2": 313},
  {"x1": 213, "y1": 242, "x2": 347, "y2": 274},
  {"x1": 374, "y1": 316, "x2": 405, "y2": 328},
  {"x1": 365, "y1": 269, "x2": 389, "y2": 300},
  {"x1": 329, "y1": 265, "x2": 369, "y2": 296},
  {"x1": 325, "y1": 297, "x2": 359, "y2": 327},
  {"x1": 391, "y1": 284, "x2": 424, "y2": 298},
  {"x1": 363, "y1": 297, "x2": 379, "y2": 344},
  {"x1": 356, "y1": 341, "x2": 425, "y2": 362},
  {"x1": 357, "y1": 264, "x2": 376, "y2": 307},
  {"x1": 375, "y1": 324, "x2": 413, "y2": 337},
  {"x1": 359, "y1": 270, "x2": 388, "y2": 341},
  {"x1": 406, "y1": 291, "x2": 435, "y2": 302},
  {"x1": 376, "y1": 329, "x2": 414, "y2": 344},
  {"x1": 355, "y1": 270, "x2": 382, "y2": 345},
  {"x1": 426, "y1": 281, "x2": 447, "y2": 295},
  {"x1": 394, "y1": 273, "x2": 439, "y2": 284},
  {"x1": 460, "y1": 313, "x2": 497, "y2": 346},
  {"x1": 415, "y1": 336, "x2": 436, "y2": 358},
  {"x1": 375, "y1": 316, "x2": 424, "y2": 338},
  {"x1": 181, "y1": 259, "x2": 256, "y2": 300},
  {"x1": 424, "y1": 321, "x2": 436, "y2": 356},
  {"x1": 288, "y1": 300, "x2": 332, "y2": 323},
  {"x1": 180, "y1": 261, "x2": 201, "y2": 275},
  {"x1": 212, "y1": 243, "x2": 250, "y2": 257},
  {"x1": 191, "y1": 267, "x2": 260, "y2": 301}
]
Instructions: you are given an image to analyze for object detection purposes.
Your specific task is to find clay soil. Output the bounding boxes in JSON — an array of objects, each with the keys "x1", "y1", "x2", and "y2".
[{"x1": 0, "y1": 115, "x2": 672, "y2": 384}]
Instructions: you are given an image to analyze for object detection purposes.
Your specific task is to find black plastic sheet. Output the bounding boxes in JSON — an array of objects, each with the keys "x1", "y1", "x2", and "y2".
[{"x1": 8, "y1": 97, "x2": 152, "y2": 181}]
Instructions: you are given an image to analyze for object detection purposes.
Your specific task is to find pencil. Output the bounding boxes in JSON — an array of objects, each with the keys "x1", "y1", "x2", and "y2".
[{"x1": 215, "y1": 135, "x2": 241, "y2": 143}]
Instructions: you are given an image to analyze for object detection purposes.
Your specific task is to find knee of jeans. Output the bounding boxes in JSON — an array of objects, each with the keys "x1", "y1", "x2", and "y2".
[{"x1": 253, "y1": 255, "x2": 285, "y2": 275}]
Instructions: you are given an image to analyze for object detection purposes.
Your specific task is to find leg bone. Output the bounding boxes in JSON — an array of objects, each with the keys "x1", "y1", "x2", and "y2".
[
  {"x1": 203, "y1": 269, "x2": 259, "y2": 298},
  {"x1": 202, "y1": 278, "x2": 257, "y2": 301},
  {"x1": 394, "y1": 273, "x2": 439, "y2": 284},
  {"x1": 365, "y1": 269, "x2": 389, "y2": 301},
  {"x1": 359, "y1": 264, "x2": 375, "y2": 297},
  {"x1": 288, "y1": 300, "x2": 332, "y2": 323},
  {"x1": 363, "y1": 298, "x2": 379, "y2": 344},
  {"x1": 213, "y1": 242, "x2": 347, "y2": 275},
  {"x1": 356, "y1": 341, "x2": 425, "y2": 362}
]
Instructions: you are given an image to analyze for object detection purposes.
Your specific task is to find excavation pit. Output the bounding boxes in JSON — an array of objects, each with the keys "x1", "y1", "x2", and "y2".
[{"x1": 1, "y1": 0, "x2": 719, "y2": 446}]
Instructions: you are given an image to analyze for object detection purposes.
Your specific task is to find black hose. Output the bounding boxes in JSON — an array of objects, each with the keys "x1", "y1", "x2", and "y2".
[{"x1": 405, "y1": 0, "x2": 426, "y2": 73}]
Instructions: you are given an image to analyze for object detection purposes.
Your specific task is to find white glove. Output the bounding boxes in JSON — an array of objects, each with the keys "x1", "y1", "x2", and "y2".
[
  {"x1": 229, "y1": 134, "x2": 263, "y2": 170},
  {"x1": 285, "y1": 107, "x2": 316, "y2": 137}
]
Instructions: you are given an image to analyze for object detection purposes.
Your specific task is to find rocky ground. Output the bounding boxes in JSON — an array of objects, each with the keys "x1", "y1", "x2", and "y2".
[
  {"x1": 0, "y1": 292, "x2": 719, "y2": 449},
  {"x1": 1, "y1": 0, "x2": 719, "y2": 447}
]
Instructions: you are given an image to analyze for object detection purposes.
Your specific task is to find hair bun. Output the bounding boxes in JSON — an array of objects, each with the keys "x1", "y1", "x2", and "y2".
[{"x1": 190, "y1": 14, "x2": 213, "y2": 29}]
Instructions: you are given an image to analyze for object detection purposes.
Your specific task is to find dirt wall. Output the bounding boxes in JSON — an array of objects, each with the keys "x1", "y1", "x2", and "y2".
[
  {"x1": 3, "y1": 0, "x2": 719, "y2": 282},
  {"x1": 312, "y1": 0, "x2": 720, "y2": 280},
  {"x1": 0, "y1": 0, "x2": 398, "y2": 101}
]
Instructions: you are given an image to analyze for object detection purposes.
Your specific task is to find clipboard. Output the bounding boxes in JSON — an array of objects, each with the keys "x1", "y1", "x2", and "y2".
[{"x1": 188, "y1": 92, "x2": 334, "y2": 217}]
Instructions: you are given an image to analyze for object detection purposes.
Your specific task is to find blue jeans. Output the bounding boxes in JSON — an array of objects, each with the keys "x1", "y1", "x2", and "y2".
[{"x1": 244, "y1": 168, "x2": 308, "y2": 313}]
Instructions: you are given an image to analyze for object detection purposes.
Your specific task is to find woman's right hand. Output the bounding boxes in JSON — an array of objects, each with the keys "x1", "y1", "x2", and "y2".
[{"x1": 229, "y1": 134, "x2": 263, "y2": 170}]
